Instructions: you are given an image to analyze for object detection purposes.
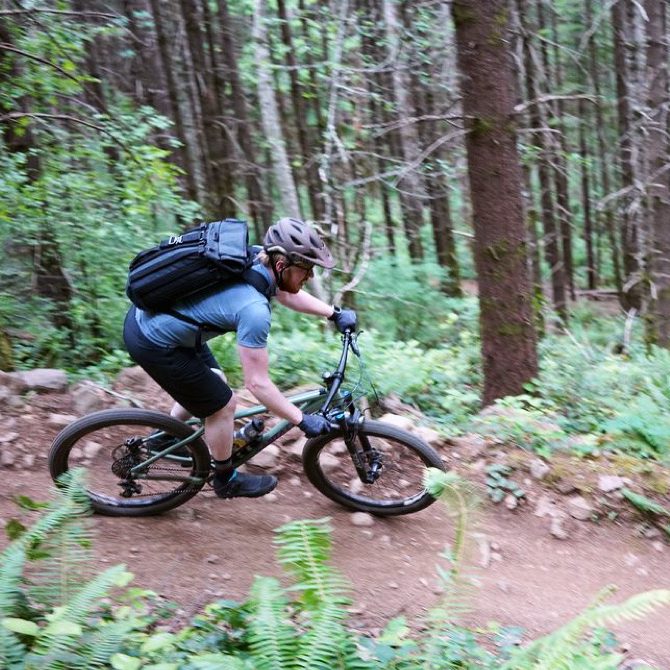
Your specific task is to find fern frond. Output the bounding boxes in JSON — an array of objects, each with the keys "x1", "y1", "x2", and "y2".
[
  {"x1": 274, "y1": 518, "x2": 350, "y2": 612},
  {"x1": 0, "y1": 544, "x2": 27, "y2": 617},
  {"x1": 503, "y1": 589, "x2": 670, "y2": 670},
  {"x1": 27, "y1": 564, "x2": 131, "y2": 662},
  {"x1": 247, "y1": 576, "x2": 297, "y2": 670},
  {"x1": 293, "y1": 601, "x2": 352, "y2": 670},
  {"x1": 0, "y1": 626, "x2": 27, "y2": 669}
]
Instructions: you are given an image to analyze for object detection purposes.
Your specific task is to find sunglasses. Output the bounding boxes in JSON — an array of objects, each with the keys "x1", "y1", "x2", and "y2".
[{"x1": 292, "y1": 260, "x2": 315, "y2": 271}]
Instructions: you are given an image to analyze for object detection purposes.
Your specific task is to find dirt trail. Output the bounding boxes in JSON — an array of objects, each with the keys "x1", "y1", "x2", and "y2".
[{"x1": 1, "y1": 385, "x2": 669, "y2": 668}]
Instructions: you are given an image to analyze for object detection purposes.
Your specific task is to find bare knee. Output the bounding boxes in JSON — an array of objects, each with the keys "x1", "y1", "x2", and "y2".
[{"x1": 209, "y1": 392, "x2": 236, "y2": 421}]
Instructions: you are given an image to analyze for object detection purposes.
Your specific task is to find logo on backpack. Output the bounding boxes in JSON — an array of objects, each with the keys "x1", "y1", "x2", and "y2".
[{"x1": 126, "y1": 218, "x2": 270, "y2": 312}]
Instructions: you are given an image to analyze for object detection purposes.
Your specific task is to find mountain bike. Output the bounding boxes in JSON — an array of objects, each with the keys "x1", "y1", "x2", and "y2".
[{"x1": 48, "y1": 331, "x2": 446, "y2": 517}]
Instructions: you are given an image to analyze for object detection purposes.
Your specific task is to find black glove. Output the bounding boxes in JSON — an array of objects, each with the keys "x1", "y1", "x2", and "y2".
[
  {"x1": 298, "y1": 413, "x2": 332, "y2": 437},
  {"x1": 329, "y1": 306, "x2": 357, "y2": 333}
]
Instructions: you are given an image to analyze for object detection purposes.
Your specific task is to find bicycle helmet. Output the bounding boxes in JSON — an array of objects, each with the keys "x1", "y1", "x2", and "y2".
[{"x1": 263, "y1": 218, "x2": 335, "y2": 269}]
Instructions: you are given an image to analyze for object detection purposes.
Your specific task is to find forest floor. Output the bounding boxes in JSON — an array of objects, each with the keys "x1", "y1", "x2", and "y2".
[{"x1": 2, "y1": 371, "x2": 670, "y2": 668}]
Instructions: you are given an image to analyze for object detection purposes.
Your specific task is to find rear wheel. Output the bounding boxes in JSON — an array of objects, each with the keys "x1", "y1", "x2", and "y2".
[
  {"x1": 302, "y1": 419, "x2": 445, "y2": 516},
  {"x1": 48, "y1": 409, "x2": 211, "y2": 516}
]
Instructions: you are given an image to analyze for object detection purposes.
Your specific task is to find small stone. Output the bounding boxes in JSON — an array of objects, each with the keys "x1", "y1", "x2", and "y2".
[
  {"x1": 48, "y1": 413, "x2": 77, "y2": 427},
  {"x1": 642, "y1": 526, "x2": 662, "y2": 539},
  {"x1": 83, "y1": 441, "x2": 103, "y2": 459},
  {"x1": 598, "y1": 475, "x2": 625, "y2": 493},
  {"x1": 388, "y1": 581, "x2": 399, "y2": 589},
  {"x1": 496, "y1": 580, "x2": 510, "y2": 593},
  {"x1": 350, "y1": 512, "x2": 374, "y2": 527},
  {"x1": 555, "y1": 479, "x2": 577, "y2": 495},
  {"x1": 1, "y1": 449, "x2": 15, "y2": 467},
  {"x1": 550, "y1": 516, "x2": 569, "y2": 540},
  {"x1": 289, "y1": 476, "x2": 301, "y2": 486},
  {"x1": 652, "y1": 541, "x2": 665, "y2": 552},
  {"x1": 567, "y1": 495, "x2": 594, "y2": 521},
  {"x1": 251, "y1": 444, "x2": 280, "y2": 469},
  {"x1": 319, "y1": 452, "x2": 340, "y2": 473},
  {"x1": 206, "y1": 555, "x2": 220, "y2": 564},
  {"x1": 419, "y1": 577, "x2": 429, "y2": 587},
  {"x1": 491, "y1": 552, "x2": 503, "y2": 562},
  {"x1": 129, "y1": 546, "x2": 140, "y2": 554},
  {"x1": 534, "y1": 494, "x2": 557, "y2": 518},
  {"x1": 378, "y1": 413, "x2": 413, "y2": 431},
  {"x1": 22, "y1": 454, "x2": 35, "y2": 468},
  {"x1": 0, "y1": 432, "x2": 19, "y2": 444},
  {"x1": 415, "y1": 426, "x2": 441, "y2": 446},
  {"x1": 529, "y1": 459, "x2": 551, "y2": 480},
  {"x1": 504, "y1": 494, "x2": 518, "y2": 510},
  {"x1": 302, "y1": 491, "x2": 313, "y2": 498},
  {"x1": 264, "y1": 493, "x2": 278, "y2": 502},
  {"x1": 221, "y1": 573, "x2": 232, "y2": 580}
]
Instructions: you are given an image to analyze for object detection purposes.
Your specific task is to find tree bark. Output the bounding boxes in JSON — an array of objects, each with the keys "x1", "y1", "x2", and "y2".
[
  {"x1": 585, "y1": 0, "x2": 622, "y2": 293},
  {"x1": 451, "y1": 0, "x2": 538, "y2": 405},
  {"x1": 382, "y1": 0, "x2": 426, "y2": 262},
  {"x1": 612, "y1": 0, "x2": 643, "y2": 310},
  {"x1": 276, "y1": 0, "x2": 324, "y2": 222},
  {"x1": 517, "y1": 0, "x2": 567, "y2": 321},
  {"x1": 644, "y1": 0, "x2": 670, "y2": 346},
  {"x1": 217, "y1": 0, "x2": 271, "y2": 238},
  {"x1": 148, "y1": 0, "x2": 199, "y2": 202},
  {"x1": 252, "y1": 0, "x2": 301, "y2": 219}
]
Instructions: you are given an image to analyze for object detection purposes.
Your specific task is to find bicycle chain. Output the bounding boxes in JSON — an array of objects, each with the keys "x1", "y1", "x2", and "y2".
[{"x1": 114, "y1": 457, "x2": 210, "y2": 497}]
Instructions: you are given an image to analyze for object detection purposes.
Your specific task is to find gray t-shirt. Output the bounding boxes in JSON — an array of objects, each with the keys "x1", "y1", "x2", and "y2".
[{"x1": 134, "y1": 264, "x2": 276, "y2": 349}]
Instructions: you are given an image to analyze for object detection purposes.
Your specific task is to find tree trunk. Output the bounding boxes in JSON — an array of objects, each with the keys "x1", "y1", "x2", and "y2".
[
  {"x1": 252, "y1": 0, "x2": 301, "y2": 219},
  {"x1": 148, "y1": 0, "x2": 199, "y2": 202},
  {"x1": 578, "y1": 96, "x2": 597, "y2": 290},
  {"x1": 217, "y1": 0, "x2": 272, "y2": 237},
  {"x1": 612, "y1": 0, "x2": 642, "y2": 310},
  {"x1": 451, "y1": 0, "x2": 538, "y2": 405},
  {"x1": 179, "y1": 0, "x2": 235, "y2": 215},
  {"x1": 644, "y1": 0, "x2": 670, "y2": 346},
  {"x1": 382, "y1": 0, "x2": 426, "y2": 262},
  {"x1": 545, "y1": 1, "x2": 575, "y2": 300},
  {"x1": 517, "y1": 0, "x2": 567, "y2": 322},
  {"x1": 276, "y1": 0, "x2": 324, "y2": 222},
  {"x1": 585, "y1": 0, "x2": 622, "y2": 293}
]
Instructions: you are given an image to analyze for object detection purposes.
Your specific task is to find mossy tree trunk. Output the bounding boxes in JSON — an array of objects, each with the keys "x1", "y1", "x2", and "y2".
[{"x1": 451, "y1": 0, "x2": 538, "y2": 406}]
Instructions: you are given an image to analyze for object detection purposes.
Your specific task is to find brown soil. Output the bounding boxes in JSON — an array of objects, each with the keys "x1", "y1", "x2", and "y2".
[{"x1": 2, "y1": 382, "x2": 670, "y2": 668}]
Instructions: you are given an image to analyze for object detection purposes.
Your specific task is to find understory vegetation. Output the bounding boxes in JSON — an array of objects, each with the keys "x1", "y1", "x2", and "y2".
[{"x1": 2, "y1": 470, "x2": 668, "y2": 670}]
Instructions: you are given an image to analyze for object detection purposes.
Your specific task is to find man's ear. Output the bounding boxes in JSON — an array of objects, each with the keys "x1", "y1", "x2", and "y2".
[{"x1": 274, "y1": 256, "x2": 289, "y2": 272}]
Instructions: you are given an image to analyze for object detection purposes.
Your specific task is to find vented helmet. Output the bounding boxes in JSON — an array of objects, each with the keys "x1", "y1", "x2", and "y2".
[{"x1": 263, "y1": 218, "x2": 335, "y2": 269}]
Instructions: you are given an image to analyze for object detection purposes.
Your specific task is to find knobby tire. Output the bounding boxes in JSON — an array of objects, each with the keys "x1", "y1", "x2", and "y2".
[
  {"x1": 48, "y1": 409, "x2": 211, "y2": 516},
  {"x1": 302, "y1": 419, "x2": 445, "y2": 516}
]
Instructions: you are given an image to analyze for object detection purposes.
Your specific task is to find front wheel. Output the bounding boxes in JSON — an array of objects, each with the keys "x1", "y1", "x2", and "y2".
[
  {"x1": 48, "y1": 409, "x2": 211, "y2": 516},
  {"x1": 302, "y1": 419, "x2": 446, "y2": 516}
]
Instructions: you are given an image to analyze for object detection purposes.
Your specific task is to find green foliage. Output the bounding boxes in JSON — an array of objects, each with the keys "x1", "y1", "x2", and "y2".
[{"x1": 2, "y1": 470, "x2": 669, "y2": 669}]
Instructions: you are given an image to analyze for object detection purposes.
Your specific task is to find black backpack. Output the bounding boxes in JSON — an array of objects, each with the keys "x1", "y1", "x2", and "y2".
[{"x1": 126, "y1": 218, "x2": 272, "y2": 344}]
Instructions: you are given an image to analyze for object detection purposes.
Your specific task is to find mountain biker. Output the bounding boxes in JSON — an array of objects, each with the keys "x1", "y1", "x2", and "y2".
[{"x1": 123, "y1": 217, "x2": 357, "y2": 499}]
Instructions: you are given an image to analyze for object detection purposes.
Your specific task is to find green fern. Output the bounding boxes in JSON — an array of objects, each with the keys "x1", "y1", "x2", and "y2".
[
  {"x1": 621, "y1": 488, "x2": 670, "y2": 517},
  {"x1": 502, "y1": 588, "x2": 670, "y2": 669},
  {"x1": 274, "y1": 517, "x2": 350, "y2": 612},
  {"x1": 247, "y1": 576, "x2": 297, "y2": 670}
]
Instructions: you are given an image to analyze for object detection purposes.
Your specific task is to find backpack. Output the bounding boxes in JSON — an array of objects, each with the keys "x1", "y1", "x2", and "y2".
[{"x1": 126, "y1": 218, "x2": 272, "y2": 345}]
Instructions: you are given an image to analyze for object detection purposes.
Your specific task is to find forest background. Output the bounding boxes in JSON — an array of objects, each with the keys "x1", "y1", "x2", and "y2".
[{"x1": 2, "y1": 0, "x2": 670, "y2": 462}]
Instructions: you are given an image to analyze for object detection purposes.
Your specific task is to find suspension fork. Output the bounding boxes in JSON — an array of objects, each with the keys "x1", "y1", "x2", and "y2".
[{"x1": 333, "y1": 394, "x2": 381, "y2": 484}]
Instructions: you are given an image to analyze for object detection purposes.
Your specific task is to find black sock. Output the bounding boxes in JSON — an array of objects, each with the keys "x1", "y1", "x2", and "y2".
[{"x1": 213, "y1": 457, "x2": 234, "y2": 483}]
